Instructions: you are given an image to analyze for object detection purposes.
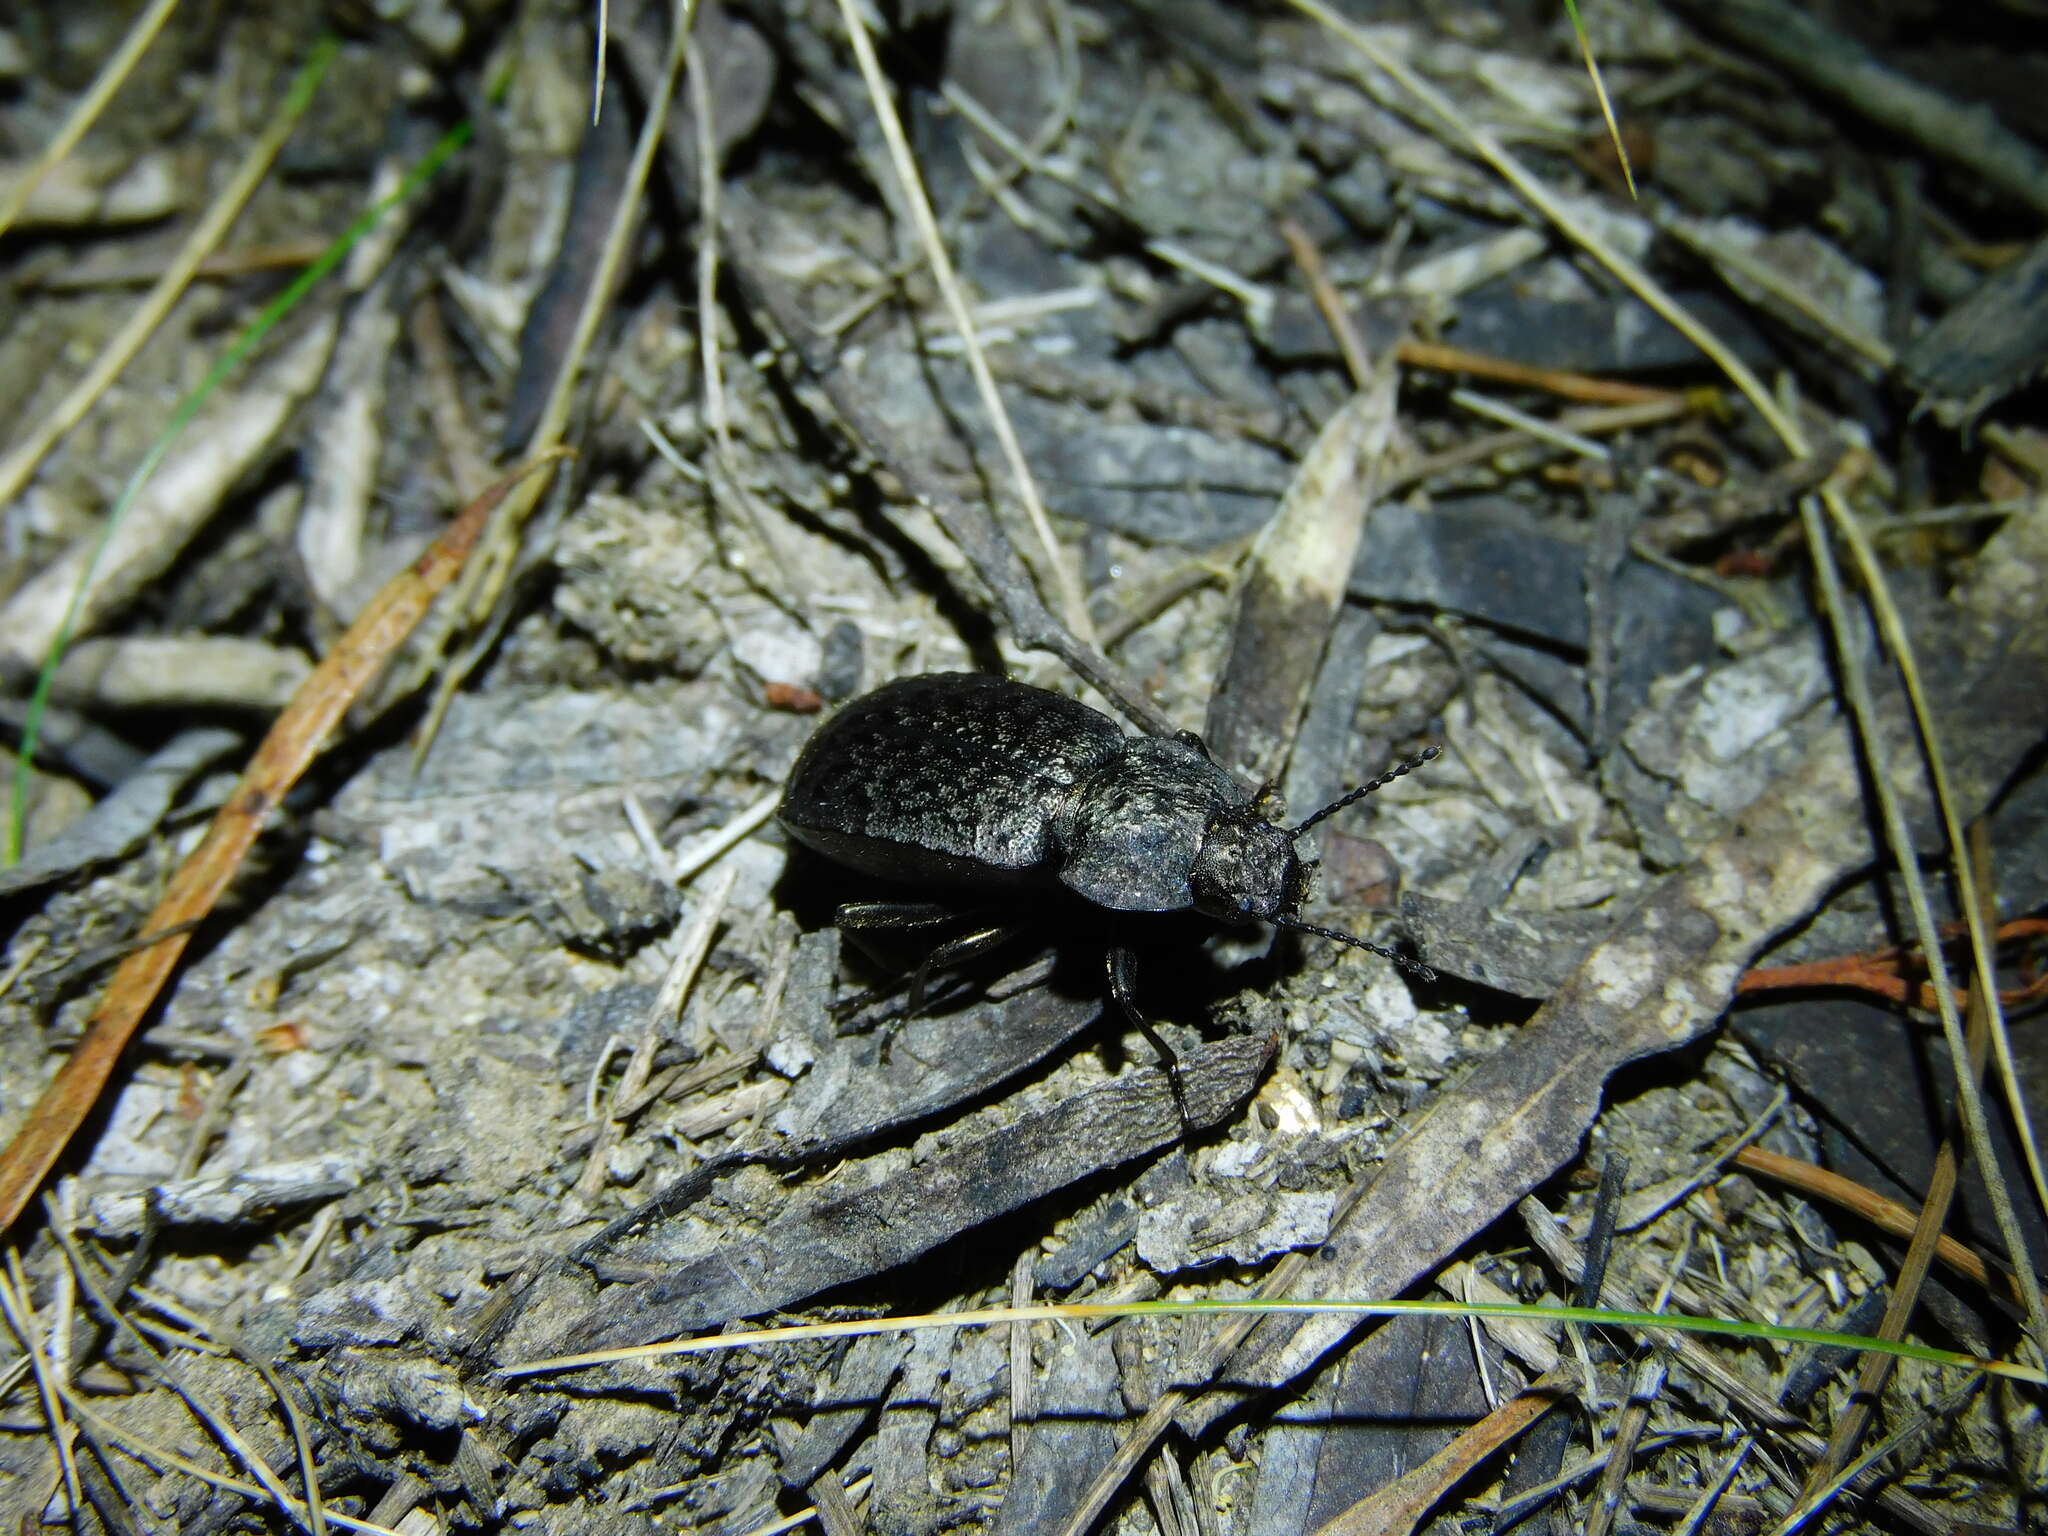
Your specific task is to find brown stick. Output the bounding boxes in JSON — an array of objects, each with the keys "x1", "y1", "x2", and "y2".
[
  {"x1": 1734, "y1": 1145, "x2": 2029, "y2": 1309},
  {"x1": 1394, "y1": 338, "x2": 1678, "y2": 405}
]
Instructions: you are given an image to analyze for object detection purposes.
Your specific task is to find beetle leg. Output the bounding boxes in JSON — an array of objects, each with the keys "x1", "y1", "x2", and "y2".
[
  {"x1": 834, "y1": 902, "x2": 964, "y2": 987},
  {"x1": 835, "y1": 901, "x2": 962, "y2": 932},
  {"x1": 834, "y1": 906, "x2": 1021, "y2": 1018},
  {"x1": 1107, "y1": 946, "x2": 1192, "y2": 1137},
  {"x1": 910, "y1": 925, "x2": 1017, "y2": 1013}
]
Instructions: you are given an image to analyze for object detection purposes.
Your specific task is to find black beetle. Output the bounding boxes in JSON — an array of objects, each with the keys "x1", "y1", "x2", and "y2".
[{"x1": 779, "y1": 672, "x2": 1436, "y2": 1108}]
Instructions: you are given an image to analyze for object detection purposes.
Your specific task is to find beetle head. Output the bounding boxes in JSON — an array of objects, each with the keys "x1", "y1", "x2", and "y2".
[{"x1": 1190, "y1": 808, "x2": 1307, "y2": 924}]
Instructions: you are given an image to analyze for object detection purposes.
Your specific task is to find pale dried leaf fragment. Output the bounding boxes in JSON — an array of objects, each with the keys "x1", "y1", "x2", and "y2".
[
  {"x1": 298, "y1": 280, "x2": 403, "y2": 617},
  {"x1": 1206, "y1": 375, "x2": 1397, "y2": 783},
  {"x1": 0, "y1": 151, "x2": 179, "y2": 228},
  {"x1": 85, "y1": 1154, "x2": 369, "y2": 1238},
  {"x1": 51, "y1": 636, "x2": 311, "y2": 713},
  {"x1": 0, "y1": 317, "x2": 338, "y2": 670}
]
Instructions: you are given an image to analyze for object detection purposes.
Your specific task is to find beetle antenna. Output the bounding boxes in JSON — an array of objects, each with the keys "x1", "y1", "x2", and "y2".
[
  {"x1": 1290, "y1": 746, "x2": 1441, "y2": 840},
  {"x1": 1275, "y1": 913, "x2": 1437, "y2": 982}
]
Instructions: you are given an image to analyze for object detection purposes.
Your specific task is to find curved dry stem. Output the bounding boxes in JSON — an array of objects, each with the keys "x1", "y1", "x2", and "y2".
[{"x1": 832, "y1": 0, "x2": 1097, "y2": 645}]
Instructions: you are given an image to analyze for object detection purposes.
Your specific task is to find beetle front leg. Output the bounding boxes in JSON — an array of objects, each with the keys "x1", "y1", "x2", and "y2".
[{"x1": 1107, "y1": 946, "x2": 1192, "y2": 1137}]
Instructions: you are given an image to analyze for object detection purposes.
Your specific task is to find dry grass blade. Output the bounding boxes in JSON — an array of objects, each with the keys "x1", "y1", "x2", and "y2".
[
  {"x1": 415, "y1": 0, "x2": 694, "y2": 756},
  {"x1": 0, "y1": 0, "x2": 183, "y2": 241},
  {"x1": 129, "y1": 1271, "x2": 331, "y2": 1536},
  {"x1": 668, "y1": 788, "x2": 781, "y2": 886},
  {"x1": 832, "y1": 0, "x2": 1096, "y2": 644},
  {"x1": 498, "y1": 1300, "x2": 2039, "y2": 1384},
  {"x1": 1562, "y1": 1, "x2": 1636, "y2": 199},
  {"x1": 0, "y1": 35, "x2": 338, "y2": 511},
  {"x1": 0, "y1": 452, "x2": 565, "y2": 1235},
  {"x1": 0, "y1": 1255, "x2": 83, "y2": 1523},
  {"x1": 54, "y1": 1390, "x2": 406, "y2": 1536},
  {"x1": 47, "y1": 1217, "x2": 314, "y2": 1532}
]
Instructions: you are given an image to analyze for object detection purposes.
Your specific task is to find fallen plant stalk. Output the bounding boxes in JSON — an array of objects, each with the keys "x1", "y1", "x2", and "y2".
[{"x1": 1735, "y1": 1144, "x2": 2032, "y2": 1309}]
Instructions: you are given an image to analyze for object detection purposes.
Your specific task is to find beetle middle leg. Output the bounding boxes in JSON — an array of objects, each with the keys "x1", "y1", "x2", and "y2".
[
  {"x1": 1108, "y1": 946, "x2": 1193, "y2": 1137},
  {"x1": 833, "y1": 902, "x2": 1024, "y2": 1020},
  {"x1": 907, "y1": 923, "x2": 1025, "y2": 1011}
]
